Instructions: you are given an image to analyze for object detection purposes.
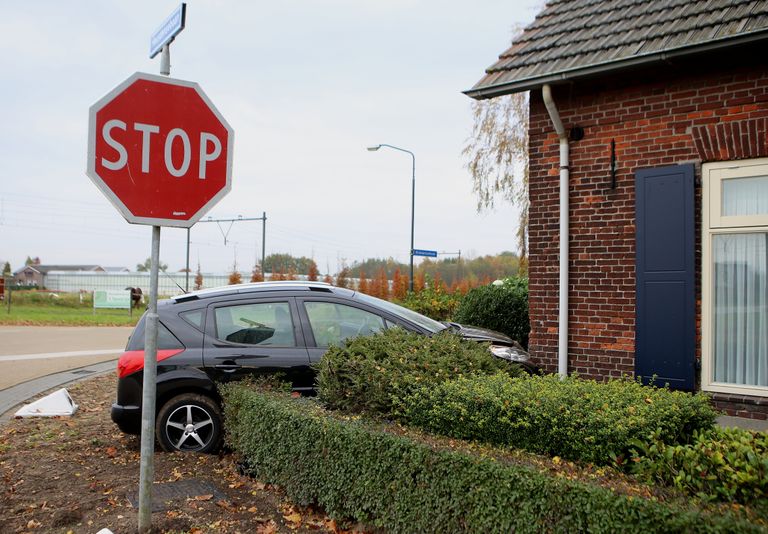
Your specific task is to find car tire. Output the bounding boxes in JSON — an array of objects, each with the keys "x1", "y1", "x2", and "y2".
[{"x1": 155, "y1": 393, "x2": 223, "y2": 453}]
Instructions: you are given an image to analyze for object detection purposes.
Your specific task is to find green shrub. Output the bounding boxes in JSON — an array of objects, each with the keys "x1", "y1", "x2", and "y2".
[
  {"x1": 397, "y1": 373, "x2": 718, "y2": 466},
  {"x1": 8, "y1": 290, "x2": 92, "y2": 308},
  {"x1": 398, "y1": 282, "x2": 460, "y2": 321},
  {"x1": 631, "y1": 427, "x2": 768, "y2": 507},
  {"x1": 453, "y1": 276, "x2": 529, "y2": 348},
  {"x1": 222, "y1": 384, "x2": 761, "y2": 533},
  {"x1": 316, "y1": 328, "x2": 523, "y2": 415}
]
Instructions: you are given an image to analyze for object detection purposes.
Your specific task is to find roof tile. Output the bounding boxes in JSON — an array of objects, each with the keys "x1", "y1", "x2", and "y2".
[{"x1": 469, "y1": 0, "x2": 768, "y2": 96}]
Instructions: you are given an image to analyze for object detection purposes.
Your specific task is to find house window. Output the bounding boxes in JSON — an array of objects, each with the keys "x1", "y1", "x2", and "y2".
[{"x1": 702, "y1": 158, "x2": 768, "y2": 396}]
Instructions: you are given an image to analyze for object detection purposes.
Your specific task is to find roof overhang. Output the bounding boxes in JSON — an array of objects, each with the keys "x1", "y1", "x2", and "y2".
[{"x1": 465, "y1": 30, "x2": 768, "y2": 100}]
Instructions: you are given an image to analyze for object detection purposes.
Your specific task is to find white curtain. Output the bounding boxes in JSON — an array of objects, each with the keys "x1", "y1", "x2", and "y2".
[
  {"x1": 722, "y1": 175, "x2": 768, "y2": 216},
  {"x1": 713, "y1": 233, "x2": 768, "y2": 387}
]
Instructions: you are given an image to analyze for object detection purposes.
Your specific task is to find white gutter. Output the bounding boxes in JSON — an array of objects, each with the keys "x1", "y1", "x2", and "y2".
[{"x1": 542, "y1": 84, "x2": 569, "y2": 378}]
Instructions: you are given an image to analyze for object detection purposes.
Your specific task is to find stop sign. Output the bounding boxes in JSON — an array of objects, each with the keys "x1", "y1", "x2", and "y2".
[{"x1": 87, "y1": 72, "x2": 233, "y2": 227}]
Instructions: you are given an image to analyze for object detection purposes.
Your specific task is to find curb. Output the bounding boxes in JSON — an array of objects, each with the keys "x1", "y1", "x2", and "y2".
[{"x1": 0, "y1": 360, "x2": 117, "y2": 424}]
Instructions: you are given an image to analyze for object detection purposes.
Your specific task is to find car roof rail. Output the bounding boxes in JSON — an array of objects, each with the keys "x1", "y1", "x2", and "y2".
[{"x1": 169, "y1": 281, "x2": 336, "y2": 302}]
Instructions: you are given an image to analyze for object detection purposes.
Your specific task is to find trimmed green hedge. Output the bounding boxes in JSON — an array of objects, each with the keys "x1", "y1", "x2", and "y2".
[
  {"x1": 453, "y1": 276, "x2": 530, "y2": 348},
  {"x1": 396, "y1": 373, "x2": 718, "y2": 465},
  {"x1": 316, "y1": 328, "x2": 523, "y2": 415},
  {"x1": 222, "y1": 384, "x2": 761, "y2": 533},
  {"x1": 632, "y1": 427, "x2": 768, "y2": 507}
]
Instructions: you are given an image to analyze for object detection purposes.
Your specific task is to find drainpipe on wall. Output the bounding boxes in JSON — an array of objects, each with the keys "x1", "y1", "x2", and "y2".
[{"x1": 542, "y1": 84, "x2": 569, "y2": 378}]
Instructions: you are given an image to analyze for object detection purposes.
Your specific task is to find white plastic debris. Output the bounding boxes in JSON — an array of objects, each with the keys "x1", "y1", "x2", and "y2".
[
  {"x1": 95, "y1": 529, "x2": 115, "y2": 534},
  {"x1": 14, "y1": 388, "x2": 78, "y2": 417}
]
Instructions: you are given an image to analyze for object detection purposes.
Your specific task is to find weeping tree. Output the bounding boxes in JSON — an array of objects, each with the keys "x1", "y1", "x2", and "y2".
[{"x1": 463, "y1": 92, "x2": 529, "y2": 272}]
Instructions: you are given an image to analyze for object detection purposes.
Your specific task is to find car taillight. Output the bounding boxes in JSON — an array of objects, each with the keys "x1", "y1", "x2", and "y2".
[{"x1": 117, "y1": 349, "x2": 184, "y2": 378}]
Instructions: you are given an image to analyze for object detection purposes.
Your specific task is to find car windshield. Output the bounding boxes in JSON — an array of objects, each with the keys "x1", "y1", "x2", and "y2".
[{"x1": 353, "y1": 292, "x2": 448, "y2": 333}]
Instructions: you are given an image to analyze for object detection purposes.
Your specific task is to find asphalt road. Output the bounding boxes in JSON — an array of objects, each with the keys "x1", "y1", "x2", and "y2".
[{"x1": 0, "y1": 325, "x2": 131, "y2": 390}]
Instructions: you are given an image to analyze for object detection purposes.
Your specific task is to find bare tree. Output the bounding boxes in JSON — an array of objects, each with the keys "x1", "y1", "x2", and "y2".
[
  {"x1": 228, "y1": 260, "x2": 242, "y2": 285},
  {"x1": 307, "y1": 260, "x2": 319, "y2": 281},
  {"x1": 194, "y1": 262, "x2": 204, "y2": 290},
  {"x1": 250, "y1": 264, "x2": 264, "y2": 283}
]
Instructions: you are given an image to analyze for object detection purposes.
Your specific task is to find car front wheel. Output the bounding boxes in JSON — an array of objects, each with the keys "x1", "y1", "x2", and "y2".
[{"x1": 156, "y1": 393, "x2": 223, "y2": 453}]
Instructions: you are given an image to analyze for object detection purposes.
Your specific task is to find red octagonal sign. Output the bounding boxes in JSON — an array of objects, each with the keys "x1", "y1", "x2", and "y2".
[{"x1": 87, "y1": 72, "x2": 233, "y2": 228}]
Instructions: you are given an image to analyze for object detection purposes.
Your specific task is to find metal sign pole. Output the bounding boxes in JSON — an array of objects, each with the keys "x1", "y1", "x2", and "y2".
[
  {"x1": 262, "y1": 211, "x2": 267, "y2": 269},
  {"x1": 185, "y1": 227, "x2": 190, "y2": 292},
  {"x1": 138, "y1": 225, "x2": 161, "y2": 533},
  {"x1": 160, "y1": 44, "x2": 170, "y2": 76},
  {"x1": 139, "y1": 24, "x2": 176, "y2": 531}
]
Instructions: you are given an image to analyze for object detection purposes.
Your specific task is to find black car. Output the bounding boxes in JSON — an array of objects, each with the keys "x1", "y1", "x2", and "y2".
[{"x1": 112, "y1": 281, "x2": 535, "y2": 453}]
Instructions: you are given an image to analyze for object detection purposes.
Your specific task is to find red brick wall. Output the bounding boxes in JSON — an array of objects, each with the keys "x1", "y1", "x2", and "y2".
[{"x1": 527, "y1": 64, "x2": 768, "y2": 391}]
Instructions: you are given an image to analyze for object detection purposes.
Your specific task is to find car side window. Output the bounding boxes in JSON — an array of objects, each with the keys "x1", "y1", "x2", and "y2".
[
  {"x1": 304, "y1": 302, "x2": 385, "y2": 347},
  {"x1": 180, "y1": 309, "x2": 204, "y2": 332},
  {"x1": 214, "y1": 302, "x2": 296, "y2": 347}
]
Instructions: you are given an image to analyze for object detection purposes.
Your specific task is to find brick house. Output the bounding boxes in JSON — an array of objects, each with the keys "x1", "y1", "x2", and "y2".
[{"x1": 466, "y1": 0, "x2": 768, "y2": 419}]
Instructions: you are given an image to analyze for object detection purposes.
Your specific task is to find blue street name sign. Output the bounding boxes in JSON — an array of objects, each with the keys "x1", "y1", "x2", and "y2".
[
  {"x1": 412, "y1": 249, "x2": 438, "y2": 258},
  {"x1": 149, "y1": 3, "x2": 187, "y2": 58}
]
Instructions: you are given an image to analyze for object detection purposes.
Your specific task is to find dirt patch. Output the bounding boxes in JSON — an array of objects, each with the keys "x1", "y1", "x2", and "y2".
[{"x1": 0, "y1": 373, "x2": 344, "y2": 533}]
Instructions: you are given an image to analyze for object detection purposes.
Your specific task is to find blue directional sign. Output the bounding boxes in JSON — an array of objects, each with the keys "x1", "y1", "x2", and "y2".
[
  {"x1": 412, "y1": 249, "x2": 438, "y2": 258},
  {"x1": 149, "y1": 3, "x2": 186, "y2": 58}
]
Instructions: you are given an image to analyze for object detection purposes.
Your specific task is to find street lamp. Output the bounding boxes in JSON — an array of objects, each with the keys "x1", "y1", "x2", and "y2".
[{"x1": 367, "y1": 144, "x2": 415, "y2": 292}]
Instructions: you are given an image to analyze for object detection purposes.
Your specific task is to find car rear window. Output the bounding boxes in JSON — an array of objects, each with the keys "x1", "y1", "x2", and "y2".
[{"x1": 126, "y1": 317, "x2": 184, "y2": 351}]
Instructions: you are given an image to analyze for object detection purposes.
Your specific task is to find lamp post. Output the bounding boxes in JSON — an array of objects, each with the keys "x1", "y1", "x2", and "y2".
[{"x1": 367, "y1": 144, "x2": 415, "y2": 292}]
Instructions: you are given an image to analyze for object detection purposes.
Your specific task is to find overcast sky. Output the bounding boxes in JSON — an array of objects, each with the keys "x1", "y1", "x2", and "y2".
[{"x1": 0, "y1": 1, "x2": 537, "y2": 274}]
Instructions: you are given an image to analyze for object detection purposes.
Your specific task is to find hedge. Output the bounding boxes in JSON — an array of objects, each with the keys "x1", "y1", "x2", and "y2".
[
  {"x1": 631, "y1": 427, "x2": 768, "y2": 507},
  {"x1": 453, "y1": 276, "x2": 529, "y2": 348},
  {"x1": 316, "y1": 328, "x2": 523, "y2": 415},
  {"x1": 396, "y1": 373, "x2": 719, "y2": 466},
  {"x1": 221, "y1": 384, "x2": 761, "y2": 533}
]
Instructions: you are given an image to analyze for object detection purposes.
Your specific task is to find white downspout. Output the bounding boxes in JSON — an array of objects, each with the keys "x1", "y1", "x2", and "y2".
[{"x1": 542, "y1": 84, "x2": 569, "y2": 378}]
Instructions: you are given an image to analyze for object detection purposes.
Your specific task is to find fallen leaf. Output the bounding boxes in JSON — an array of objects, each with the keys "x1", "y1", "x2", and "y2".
[
  {"x1": 284, "y1": 511, "x2": 302, "y2": 528},
  {"x1": 256, "y1": 520, "x2": 278, "y2": 534},
  {"x1": 248, "y1": 506, "x2": 259, "y2": 513},
  {"x1": 216, "y1": 499, "x2": 237, "y2": 512},
  {"x1": 27, "y1": 519, "x2": 41, "y2": 529},
  {"x1": 192, "y1": 494, "x2": 214, "y2": 501}
]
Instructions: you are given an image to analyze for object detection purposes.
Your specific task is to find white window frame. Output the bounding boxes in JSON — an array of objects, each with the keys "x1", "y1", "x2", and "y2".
[{"x1": 702, "y1": 157, "x2": 768, "y2": 397}]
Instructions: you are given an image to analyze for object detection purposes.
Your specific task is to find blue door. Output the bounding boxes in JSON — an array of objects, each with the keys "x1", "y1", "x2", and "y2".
[{"x1": 635, "y1": 164, "x2": 695, "y2": 390}]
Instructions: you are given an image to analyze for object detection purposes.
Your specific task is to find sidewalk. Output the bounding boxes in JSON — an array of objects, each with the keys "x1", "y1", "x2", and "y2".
[
  {"x1": 716, "y1": 414, "x2": 768, "y2": 432},
  {"x1": 0, "y1": 359, "x2": 116, "y2": 423}
]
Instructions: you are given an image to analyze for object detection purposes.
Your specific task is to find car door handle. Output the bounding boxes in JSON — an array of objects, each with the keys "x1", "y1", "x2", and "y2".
[{"x1": 214, "y1": 363, "x2": 242, "y2": 372}]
